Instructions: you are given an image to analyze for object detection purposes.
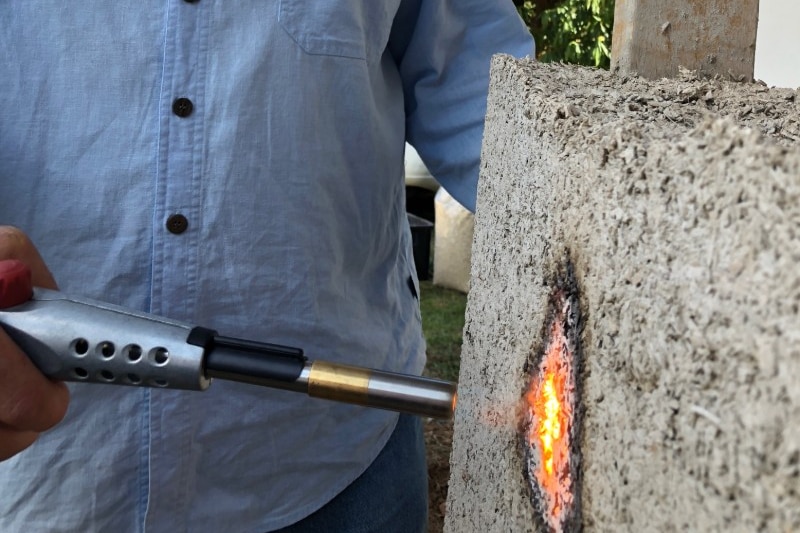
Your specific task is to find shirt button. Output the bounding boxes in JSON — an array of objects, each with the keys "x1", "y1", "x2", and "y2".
[
  {"x1": 166, "y1": 214, "x2": 189, "y2": 234},
  {"x1": 172, "y1": 98, "x2": 194, "y2": 118}
]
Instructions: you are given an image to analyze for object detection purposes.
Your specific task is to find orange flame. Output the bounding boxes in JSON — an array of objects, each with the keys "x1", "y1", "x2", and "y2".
[
  {"x1": 525, "y1": 306, "x2": 574, "y2": 531},
  {"x1": 539, "y1": 373, "x2": 561, "y2": 477}
]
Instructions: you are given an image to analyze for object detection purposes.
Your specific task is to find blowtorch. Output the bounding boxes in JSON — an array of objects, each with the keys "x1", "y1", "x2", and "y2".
[{"x1": 0, "y1": 260, "x2": 456, "y2": 419}]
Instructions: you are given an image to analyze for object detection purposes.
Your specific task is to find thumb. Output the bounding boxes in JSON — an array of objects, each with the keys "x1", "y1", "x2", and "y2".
[{"x1": 0, "y1": 226, "x2": 57, "y2": 290}]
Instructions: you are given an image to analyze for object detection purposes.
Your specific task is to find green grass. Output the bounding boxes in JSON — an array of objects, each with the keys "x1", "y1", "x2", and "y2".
[
  {"x1": 419, "y1": 280, "x2": 467, "y2": 382},
  {"x1": 419, "y1": 279, "x2": 467, "y2": 532}
]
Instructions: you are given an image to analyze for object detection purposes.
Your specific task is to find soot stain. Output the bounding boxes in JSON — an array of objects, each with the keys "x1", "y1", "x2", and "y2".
[{"x1": 519, "y1": 250, "x2": 585, "y2": 533}]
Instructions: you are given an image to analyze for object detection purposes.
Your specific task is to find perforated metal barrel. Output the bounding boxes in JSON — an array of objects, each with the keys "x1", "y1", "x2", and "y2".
[{"x1": 0, "y1": 288, "x2": 210, "y2": 391}]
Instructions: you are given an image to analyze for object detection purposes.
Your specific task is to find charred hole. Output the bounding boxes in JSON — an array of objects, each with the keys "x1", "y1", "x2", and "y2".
[{"x1": 519, "y1": 253, "x2": 584, "y2": 533}]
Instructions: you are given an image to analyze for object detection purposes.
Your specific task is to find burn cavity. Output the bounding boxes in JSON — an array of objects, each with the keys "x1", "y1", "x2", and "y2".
[{"x1": 521, "y1": 258, "x2": 583, "y2": 532}]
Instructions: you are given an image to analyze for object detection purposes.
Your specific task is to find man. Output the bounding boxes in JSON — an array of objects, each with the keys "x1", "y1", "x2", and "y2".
[{"x1": 0, "y1": 2, "x2": 533, "y2": 531}]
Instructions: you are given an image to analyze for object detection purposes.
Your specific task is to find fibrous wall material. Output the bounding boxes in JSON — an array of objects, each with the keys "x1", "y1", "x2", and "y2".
[{"x1": 445, "y1": 57, "x2": 800, "y2": 532}]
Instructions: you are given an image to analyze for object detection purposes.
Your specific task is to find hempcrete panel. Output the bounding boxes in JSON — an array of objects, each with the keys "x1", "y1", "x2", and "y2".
[{"x1": 445, "y1": 56, "x2": 800, "y2": 532}]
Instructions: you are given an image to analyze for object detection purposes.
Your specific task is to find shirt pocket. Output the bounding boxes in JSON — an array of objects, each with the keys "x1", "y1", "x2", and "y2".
[{"x1": 278, "y1": 0, "x2": 399, "y2": 61}]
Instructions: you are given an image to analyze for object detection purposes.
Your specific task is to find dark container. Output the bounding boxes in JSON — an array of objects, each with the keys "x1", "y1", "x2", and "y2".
[{"x1": 407, "y1": 213, "x2": 434, "y2": 280}]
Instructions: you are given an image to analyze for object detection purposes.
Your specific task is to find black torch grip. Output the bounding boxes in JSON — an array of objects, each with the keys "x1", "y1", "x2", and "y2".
[{"x1": 189, "y1": 327, "x2": 307, "y2": 384}]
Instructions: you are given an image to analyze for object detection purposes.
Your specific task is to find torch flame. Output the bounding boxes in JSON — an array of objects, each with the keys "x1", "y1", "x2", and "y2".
[
  {"x1": 540, "y1": 373, "x2": 561, "y2": 476},
  {"x1": 524, "y1": 301, "x2": 575, "y2": 532}
]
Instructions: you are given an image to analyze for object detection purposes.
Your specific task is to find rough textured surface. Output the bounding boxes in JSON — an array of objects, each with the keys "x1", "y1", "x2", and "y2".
[{"x1": 445, "y1": 57, "x2": 800, "y2": 532}]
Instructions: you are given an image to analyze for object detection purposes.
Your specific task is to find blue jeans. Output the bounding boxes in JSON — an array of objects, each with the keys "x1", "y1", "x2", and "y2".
[{"x1": 273, "y1": 414, "x2": 428, "y2": 533}]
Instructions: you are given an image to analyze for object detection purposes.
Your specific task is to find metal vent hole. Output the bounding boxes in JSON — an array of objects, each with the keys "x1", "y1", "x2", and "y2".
[
  {"x1": 72, "y1": 338, "x2": 89, "y2": 356},
  {"x1": 126, "y1": 373, "x2": 142, "y2": 385},
  {"x1": 73, "y1": 367, "x2": 89, "y2": 379},
  {"x1": 125, "y1": 344, "x2": 143, "y2": 362},
  {"x1": 151, "y1": 347, "x2": 169, "y2": 366},
  {"x1": 98, "y1": 341, "x2": 116, "y2": 358},
  {"x1": 100, "y1": 370, "x2": 115, "y2": 382}
]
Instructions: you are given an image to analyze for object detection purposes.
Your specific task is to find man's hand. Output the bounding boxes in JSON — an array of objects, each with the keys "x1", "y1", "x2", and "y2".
[{"x1": 0, "y1": 227, "x2": 69, "y2": 461}]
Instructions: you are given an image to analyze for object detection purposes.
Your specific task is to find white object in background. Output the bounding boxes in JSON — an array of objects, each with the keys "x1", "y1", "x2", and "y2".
[
  {"x1": 404, "y1": 143, "x2": 439, "y2": 192},
  {"x1": 755, "y1": 0, "x2": 800, "y2": 88},
  {"x1": 433, "y1": 187, "x2": 474, "y2": 294}
]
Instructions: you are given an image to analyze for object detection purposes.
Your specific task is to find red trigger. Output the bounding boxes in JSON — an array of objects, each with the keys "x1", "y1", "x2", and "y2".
[{"x1": 0, "y1": 259, "x2": 34, "y2": 309}]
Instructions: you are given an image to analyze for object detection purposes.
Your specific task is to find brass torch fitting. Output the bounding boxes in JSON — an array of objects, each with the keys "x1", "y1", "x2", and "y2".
[
  {"x1": 307, "y1": 361, "x2": 456, "y2": 419},
  {"x1": 308, "y1": 361, "x2": 371, "y2": 404}
]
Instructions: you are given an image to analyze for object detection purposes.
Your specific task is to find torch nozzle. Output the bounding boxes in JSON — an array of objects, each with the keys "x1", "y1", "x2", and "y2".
[
  {"x1": 305, "y1": 361, "x2": 457, "y2": 420},
  {"x1": 203, "y1": 337, "x2": 457, "y2": 420}
]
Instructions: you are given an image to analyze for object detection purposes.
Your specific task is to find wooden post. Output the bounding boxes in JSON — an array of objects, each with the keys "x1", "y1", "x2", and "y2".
[{"x1": 611, "y1": 0, "x2": 759, "y2": 81}]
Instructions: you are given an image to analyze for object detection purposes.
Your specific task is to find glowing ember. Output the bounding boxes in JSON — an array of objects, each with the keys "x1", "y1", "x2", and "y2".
[
  {"x1": 539, "y1": 372, "x2": 562, "y2": 476},
  {"x1": 522, "y1": 285, "x2": 580, "y2": 533}
]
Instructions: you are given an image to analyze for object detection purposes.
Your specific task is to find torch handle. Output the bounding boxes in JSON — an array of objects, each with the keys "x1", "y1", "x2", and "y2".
[
  {"x1": 0, "y1": 287, "x2": 457, "y2": 419},
  {"x1": 0, "y1": 288, "x2": 211, "y2": 390}
]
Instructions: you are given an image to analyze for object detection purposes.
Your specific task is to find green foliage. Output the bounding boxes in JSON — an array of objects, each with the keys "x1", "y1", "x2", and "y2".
[
  {"x1": 514, "y1": 0, "x2": 615, "y2": 69},
  {"x1": 419, "y1": 281, "x2": 467, "y2": 383}
]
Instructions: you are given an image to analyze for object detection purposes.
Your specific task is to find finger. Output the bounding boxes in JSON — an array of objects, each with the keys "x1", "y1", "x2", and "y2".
[
  {"x1": 0, "y1": 329, "x2": 70, "y2": 432},
  {"x1": 0, "y1": 427, "x2": 39, "y2": 461},
  {"x1": 0, "y1": 226, "x2": 58, "y2": 290},
  {"x1": 0, "y1": 260, "x2": 34, "y2": 309}
]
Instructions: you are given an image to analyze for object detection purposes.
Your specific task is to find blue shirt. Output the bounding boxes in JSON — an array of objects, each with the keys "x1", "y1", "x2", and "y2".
[{"x1": 0, "y1": 1, "x2": 533, "y2": 531}]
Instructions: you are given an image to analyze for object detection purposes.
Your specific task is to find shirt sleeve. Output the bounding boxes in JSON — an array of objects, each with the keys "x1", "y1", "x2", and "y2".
[{"x1": 390, "y1": 0, "x2": 535, "y2": 213}]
